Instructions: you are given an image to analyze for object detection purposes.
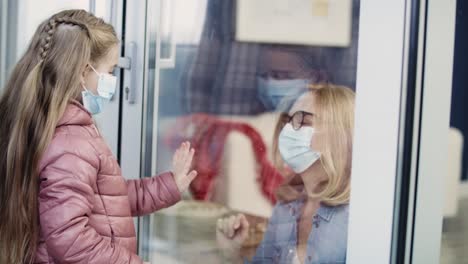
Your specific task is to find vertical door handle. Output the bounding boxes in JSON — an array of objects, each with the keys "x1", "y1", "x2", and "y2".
[{"x1": 118, "y1": 42, "x2": 137, "y2": 104}]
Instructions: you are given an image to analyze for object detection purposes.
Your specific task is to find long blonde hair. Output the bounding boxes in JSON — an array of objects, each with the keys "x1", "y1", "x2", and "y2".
[
  {"x1": 274, "y1": 84, "x2": 355, "y2": 206},
  {"x1": 0, "y1": 10, "x2": 118, "y2": 263}
]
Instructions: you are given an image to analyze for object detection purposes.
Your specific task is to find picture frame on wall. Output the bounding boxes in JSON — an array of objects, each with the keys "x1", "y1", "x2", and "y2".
[{"x1": 236, "y1": 0, "x2": 353, "y2": 47}]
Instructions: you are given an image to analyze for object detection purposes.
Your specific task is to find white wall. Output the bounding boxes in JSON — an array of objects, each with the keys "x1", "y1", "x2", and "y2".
[{"x1": 16, "y1": 0, "x2": 90, "y2": 59}]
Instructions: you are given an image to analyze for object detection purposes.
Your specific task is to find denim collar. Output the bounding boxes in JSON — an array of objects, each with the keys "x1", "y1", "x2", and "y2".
[
  {"x1": 291, "y1": 199, "x2": 340, "y2": 223},
  {"x1": 316, "y1": 205, "x2": 335, "y2": 222}
]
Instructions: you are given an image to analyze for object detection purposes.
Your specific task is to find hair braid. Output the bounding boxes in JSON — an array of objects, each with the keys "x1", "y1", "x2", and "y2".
[{"x1": 39, "y1": 16, "x2": 90, "y2": 60}]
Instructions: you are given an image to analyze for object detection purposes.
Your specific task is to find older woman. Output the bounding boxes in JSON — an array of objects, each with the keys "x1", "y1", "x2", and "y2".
[{"x1": 217, "y1": 84, "x2": 355, "y2": 264}]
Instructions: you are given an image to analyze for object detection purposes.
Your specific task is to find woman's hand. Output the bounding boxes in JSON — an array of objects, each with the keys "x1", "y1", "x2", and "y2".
[
  {"x1": 216, "y1": 213, "x2": 250, "y2": 257},
  {"x1": 172, "y1": 141, "x2": 198, "y2": 193}
]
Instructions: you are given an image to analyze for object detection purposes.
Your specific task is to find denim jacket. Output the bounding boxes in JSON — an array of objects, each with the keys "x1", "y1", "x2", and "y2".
[{"x1": 249, "y1": 199, "x2": 349, "y2": 264}]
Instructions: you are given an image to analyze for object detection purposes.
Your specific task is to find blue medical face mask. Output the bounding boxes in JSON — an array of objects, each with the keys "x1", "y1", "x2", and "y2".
[
  {"x1": 278, "y1": 123, "x2": 321, "y2": 173},
  {"x1": 81, "y1": 65, "x2": 117, "y2": 115},
  {"x1": 257, "y1": 77, "x2": 308, "y2": 111}
]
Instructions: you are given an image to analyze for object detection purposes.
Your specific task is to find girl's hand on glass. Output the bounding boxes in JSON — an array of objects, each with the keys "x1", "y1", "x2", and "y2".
[{"x1": 172, "y1": 141, "x2": 198, "y2": 193}]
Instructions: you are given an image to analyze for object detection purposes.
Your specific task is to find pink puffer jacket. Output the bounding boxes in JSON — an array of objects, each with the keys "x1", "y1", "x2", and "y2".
[{"x1": 34, "y1": 101, "x2": 181, "y2": 263}]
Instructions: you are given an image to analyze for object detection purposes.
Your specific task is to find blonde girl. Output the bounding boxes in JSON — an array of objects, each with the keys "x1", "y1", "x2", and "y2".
[{"x1": 0, "y1": 10, "x2": 197, "y2": 263}]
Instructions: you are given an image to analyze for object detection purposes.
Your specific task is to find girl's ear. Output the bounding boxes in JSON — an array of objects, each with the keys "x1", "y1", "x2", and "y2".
[{"x1": 80, "y1": 65, "x2": 89, "y2": 86}]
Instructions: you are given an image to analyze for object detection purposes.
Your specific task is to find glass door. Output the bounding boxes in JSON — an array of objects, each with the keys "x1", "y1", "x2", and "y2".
[
  {"x1": 392, "y1": 0, "x2": 458, "y2": 263},
  {"x1": 135, "y1": 0, "x2": 415, "y2": 263}
]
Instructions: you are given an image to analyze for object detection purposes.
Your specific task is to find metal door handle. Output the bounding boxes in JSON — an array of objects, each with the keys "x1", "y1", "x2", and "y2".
[{"x1": 118, "y1": 41, "x2": 137, "y2": 104}]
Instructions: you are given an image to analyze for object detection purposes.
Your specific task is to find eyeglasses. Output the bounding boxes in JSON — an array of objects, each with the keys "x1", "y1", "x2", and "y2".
[{"x1": 280, "y1": 111, "x2": 314, "y2": 130}]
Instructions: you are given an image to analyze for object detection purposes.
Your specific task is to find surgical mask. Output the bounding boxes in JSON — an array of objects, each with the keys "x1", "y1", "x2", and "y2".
[
  {"x1": 278, "y1": 123, "x2": 321, "y2": 173},
  {"x1": 81, "y1": 65, "x2": 117, "y2": 115},
  {"x1": 257, "y1": 77, "x2": 308, "y2": 111}
]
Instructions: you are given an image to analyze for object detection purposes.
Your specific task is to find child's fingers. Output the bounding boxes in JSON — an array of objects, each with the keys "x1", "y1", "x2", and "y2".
[
  {"x1": 186, "y1": 170, "x2": 198, "y2": 183},
  {"x1": 185, "y1": 143, "x2": 192, "y2": 156},
  {"x1": 175, "y1": 142, "x2": 188, "y2": 159},
  {"x1": 178, "y1": 142, "x2": 187, "y2": 154},
  {"x1": 180, "y1": 142, "x2": 191, "y2": 162},
  {"x1": 183, "y1": 141, "x2": 190, "y2": 153},
  {"x1": 184, "y1": 148, "x2": 195, "y2": 171},
  {"x1": 189, "y1": 148, "x2": 195, "y2": 161},
  {"x1": 175, "y1": 142, "x2": 188, "y2": 158},
  {"x1": 174, "y1": 146, "x2": 181, "y2": 157}
]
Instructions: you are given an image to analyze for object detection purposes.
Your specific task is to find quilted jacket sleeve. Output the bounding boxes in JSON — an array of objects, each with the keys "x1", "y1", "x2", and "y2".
[
  {"x1": 126, "y1": 172, "x2": 181, "y2": 217},
  {"x1": 38, "y1": 136, "x2": 144, "y2": 264}
]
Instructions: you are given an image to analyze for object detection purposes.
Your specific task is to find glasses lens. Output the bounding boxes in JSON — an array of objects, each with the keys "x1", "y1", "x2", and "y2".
[{"x1": 291, "y1": 111, "x2": 304, "y2": 130}]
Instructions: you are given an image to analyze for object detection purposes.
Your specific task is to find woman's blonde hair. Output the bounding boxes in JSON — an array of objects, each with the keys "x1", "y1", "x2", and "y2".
[
  {"x1": 0, "y1": 10, "x2": 118, "y2": 263},
  {"x1": 273, "y1": 84, "x2": 355, "y2": 206}
]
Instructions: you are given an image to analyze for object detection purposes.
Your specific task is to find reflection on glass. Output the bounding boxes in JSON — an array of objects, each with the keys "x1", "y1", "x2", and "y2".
[
  {"x1": 216, "y1": 84, "x2": 355, "y2": 263},
  {"x1": 440, "y1": 1, "x2": 468, "y2": 263},
  {"x1": 148, "y1": 0, "x2": 360, "y2": 263}
]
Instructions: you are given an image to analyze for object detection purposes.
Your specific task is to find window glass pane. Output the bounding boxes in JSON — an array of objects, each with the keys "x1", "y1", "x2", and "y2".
[
  {"x1": 148, "y1": 0, "x2": 360, "y2": 263},
  {"x1": 441, "y1": 1, "x2": 468, "y2": 263}
]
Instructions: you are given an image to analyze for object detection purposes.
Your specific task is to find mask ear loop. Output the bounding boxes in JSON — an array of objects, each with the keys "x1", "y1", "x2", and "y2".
[
  {"x1": 88, "y1": 64, "x2": 100, "y2": 76},
  {"x1": 82, "y1": 64, "x2": 100, "y2": 95},
  {"x1": 81, "y1": 83, "x2": 89, "y2": 92}
]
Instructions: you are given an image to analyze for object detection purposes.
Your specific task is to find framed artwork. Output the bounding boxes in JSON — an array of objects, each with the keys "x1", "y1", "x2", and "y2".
[{"x1": 236, "y1": 0, "x2": 353, "y2": 47}]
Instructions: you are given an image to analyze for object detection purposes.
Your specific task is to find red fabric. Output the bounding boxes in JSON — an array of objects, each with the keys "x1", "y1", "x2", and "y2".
[{"x1": 165, "y1": 114, "x2": 284, "y2": 204}]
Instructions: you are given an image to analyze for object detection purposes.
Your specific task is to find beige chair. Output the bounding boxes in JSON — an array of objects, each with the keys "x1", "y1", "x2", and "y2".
[
  {"x1": 444, "y1": 127, "x2": 463, "y2": 217},
  {"x1": 212, "y1": 113, "x2": 279, "y2": 218}
]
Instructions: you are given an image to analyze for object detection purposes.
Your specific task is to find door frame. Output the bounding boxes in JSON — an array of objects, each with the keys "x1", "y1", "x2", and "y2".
[
  {"x1": 347, "y1": 0, "x2": 408, "y2": 262},
  {"x1": 408, "y1": 0, "x2": 457, "y2": 263}
]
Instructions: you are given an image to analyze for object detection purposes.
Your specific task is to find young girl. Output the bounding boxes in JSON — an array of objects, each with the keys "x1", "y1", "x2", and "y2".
[
  {"x1": 217, "y1": 84, "x2": 355, "y2": 263},
  {"x1": 0, "y1": 10, "x2": 197, "y2": 263}
]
